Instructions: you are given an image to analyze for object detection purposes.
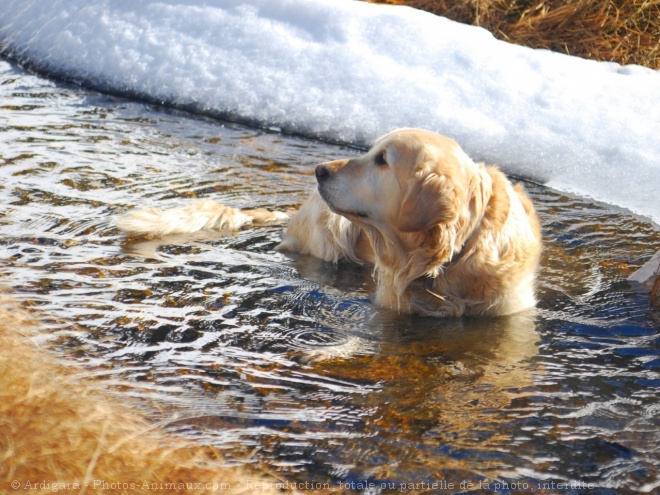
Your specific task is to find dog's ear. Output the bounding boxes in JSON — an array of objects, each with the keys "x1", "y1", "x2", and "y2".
[{"x1": 398, "y1": 167, "x2": 458, "y2": 232}]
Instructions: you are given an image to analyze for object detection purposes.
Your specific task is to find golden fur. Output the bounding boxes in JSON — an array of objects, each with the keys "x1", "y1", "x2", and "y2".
[
  {"x1": 116, "y1": 129, "x2": 541, "y2": 317},
  {"x1": 115, "y1": 199, "x2": 287, "y2": 237}
]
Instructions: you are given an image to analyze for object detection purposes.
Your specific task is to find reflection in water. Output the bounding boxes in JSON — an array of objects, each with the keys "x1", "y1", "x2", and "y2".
[
  {"x1": 2, "y1": 59, "x2": 660, "y2": 494},
  {"x1": 299, "y1": 311, "x2": 540, "y2": 484}
]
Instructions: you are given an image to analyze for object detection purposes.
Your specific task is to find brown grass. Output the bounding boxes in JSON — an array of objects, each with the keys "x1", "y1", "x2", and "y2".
[
  {"x1": 0, "y1": 293, "x2": 288, "y2": 495},
  {"x1": 367, "y1": 0, "x2": 660, "y2": 70}
]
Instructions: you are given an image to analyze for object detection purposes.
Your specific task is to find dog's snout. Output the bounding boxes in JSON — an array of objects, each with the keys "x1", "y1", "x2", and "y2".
[{"x1": 315, "y1": 164, "x2": 330, "y2": 181}]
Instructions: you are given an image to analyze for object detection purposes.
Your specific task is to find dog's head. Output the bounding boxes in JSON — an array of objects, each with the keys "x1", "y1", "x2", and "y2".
[{"x1": 316, "y1": 128, "x2": 490, "y2": 234}]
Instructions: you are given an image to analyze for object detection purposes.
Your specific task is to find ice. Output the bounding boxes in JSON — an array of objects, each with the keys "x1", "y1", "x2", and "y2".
[{"x1": 0, "y1": 0, "x2": 658, "y2": 224}]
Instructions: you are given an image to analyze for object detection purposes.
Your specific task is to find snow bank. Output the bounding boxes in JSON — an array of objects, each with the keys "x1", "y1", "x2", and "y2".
[{"x1": 0, "y1": 0, "x2": 658, "y2": 224}]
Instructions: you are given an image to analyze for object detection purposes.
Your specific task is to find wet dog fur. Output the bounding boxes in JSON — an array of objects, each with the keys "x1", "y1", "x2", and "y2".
[{"x1": 116, "y1": 128, "x2": 541, "y2": 317}]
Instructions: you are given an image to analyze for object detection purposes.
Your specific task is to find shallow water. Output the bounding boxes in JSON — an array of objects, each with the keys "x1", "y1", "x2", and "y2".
[{"x1": 2, "y1": 59, "x2": 659, "y2": 494}]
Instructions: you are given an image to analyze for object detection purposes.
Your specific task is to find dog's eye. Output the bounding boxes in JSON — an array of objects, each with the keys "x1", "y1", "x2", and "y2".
[{"x1": 374, "y1": 151, "x2": 387, "y2": 166}]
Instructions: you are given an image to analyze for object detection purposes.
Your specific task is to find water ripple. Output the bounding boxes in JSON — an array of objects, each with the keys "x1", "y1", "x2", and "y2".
[{"x1": 2, "y1": 58, "x2": 660, "y2": 491}]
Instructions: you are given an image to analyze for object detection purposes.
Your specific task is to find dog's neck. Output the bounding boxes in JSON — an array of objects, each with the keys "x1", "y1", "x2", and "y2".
[
  {"x1": 363, "y1": 224, "x2": 463, "y2": 312},
  {"x1": 366, "y1": 167, "x2": 498, "y2": 313}
]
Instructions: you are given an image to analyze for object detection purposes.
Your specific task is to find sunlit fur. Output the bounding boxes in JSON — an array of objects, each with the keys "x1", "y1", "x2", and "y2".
[
  {"x1": 115, "y1": 199, "x2": 287, "y2": 238},
  {"x1": 277, "y1": 190, "x2": 372, "y2": 264},
  {"x1": 115, "y1": 128, "x2": 541, "y2": 317},
  {"x1": 283, "y1": 128, "x2": 542, "y2": 317}
]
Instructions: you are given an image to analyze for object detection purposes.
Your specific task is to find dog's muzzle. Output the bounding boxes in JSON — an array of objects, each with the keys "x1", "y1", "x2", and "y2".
[{"x1": 315, "y1": 164, "x2": 330, "y2": 182}]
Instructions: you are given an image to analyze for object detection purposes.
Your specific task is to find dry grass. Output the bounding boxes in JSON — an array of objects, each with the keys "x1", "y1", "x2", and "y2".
[
  {"x1": 368, "y1": 0, "x2": 660, "y2": 69},
  {"x1": 0, "y1": 293, "x2": 288, "y2": 495}
]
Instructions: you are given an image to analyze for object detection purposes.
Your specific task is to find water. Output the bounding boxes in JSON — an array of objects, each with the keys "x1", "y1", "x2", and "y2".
[{"x1": 2, "y1": 59, "x2": 659, "y2": 494}]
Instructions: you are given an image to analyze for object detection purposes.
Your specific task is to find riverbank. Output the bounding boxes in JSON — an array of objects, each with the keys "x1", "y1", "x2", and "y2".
[{"x1": 369, "y1": 0, "x2": 660, "y2": 69}]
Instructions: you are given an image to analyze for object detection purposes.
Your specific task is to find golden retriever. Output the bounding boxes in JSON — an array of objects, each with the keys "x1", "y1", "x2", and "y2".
[{"x1": 116, "y1": 129, "x2": 541, "y2": 317}]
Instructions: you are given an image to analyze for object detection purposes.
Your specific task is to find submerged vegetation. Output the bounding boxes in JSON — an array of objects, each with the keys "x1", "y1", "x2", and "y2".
[{"x1": 369, "y1": 0, "x2": 660, "y2": 69}]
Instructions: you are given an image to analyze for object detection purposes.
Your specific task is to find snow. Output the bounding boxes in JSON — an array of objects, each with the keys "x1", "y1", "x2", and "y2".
[{"x1": 0, "y1": 0, "x2": 658, "y2": 225}]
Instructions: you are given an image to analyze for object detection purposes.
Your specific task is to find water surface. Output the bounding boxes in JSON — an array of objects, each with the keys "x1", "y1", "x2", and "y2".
[{"x1": 1, "y1": 60, "x2": 659, "y2": 494}]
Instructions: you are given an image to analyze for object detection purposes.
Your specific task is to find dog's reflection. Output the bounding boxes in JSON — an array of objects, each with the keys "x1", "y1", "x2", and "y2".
[
  {"x1": 299, "y1": 309, "x2": 540, "y2": 480},
  {"x1": 120, "y1": 230, "x2": 242, "y2": 259},
  {"x1": 120, "y1": 233, "x2": 540, "y2": 481}
]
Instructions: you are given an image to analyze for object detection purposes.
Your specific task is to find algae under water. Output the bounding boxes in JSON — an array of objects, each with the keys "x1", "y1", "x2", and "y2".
[{"x1": 1, "y1": 60, "x2": 659, "y2": 494}]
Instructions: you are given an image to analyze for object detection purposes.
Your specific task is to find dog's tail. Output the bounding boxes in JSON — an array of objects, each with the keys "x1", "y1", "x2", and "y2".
[{"x1": 114, "y1": 199, "x2": 288, "y2": 238}]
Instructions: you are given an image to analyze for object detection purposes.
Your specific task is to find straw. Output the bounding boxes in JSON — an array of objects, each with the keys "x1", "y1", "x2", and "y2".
[{"x1": 368, "y1": 0, "x2": 660, "y2": 69}]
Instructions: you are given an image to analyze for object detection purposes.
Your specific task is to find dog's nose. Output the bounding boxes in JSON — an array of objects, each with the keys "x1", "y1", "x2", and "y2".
[{"x1": 315, "y1": 164, "x2": 330, "y2": 181}]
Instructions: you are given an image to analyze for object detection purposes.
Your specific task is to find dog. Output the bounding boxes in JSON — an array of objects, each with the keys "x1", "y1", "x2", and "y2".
[{"x1": 116, "y1": 129, "x2": 542, "y2": 317}]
